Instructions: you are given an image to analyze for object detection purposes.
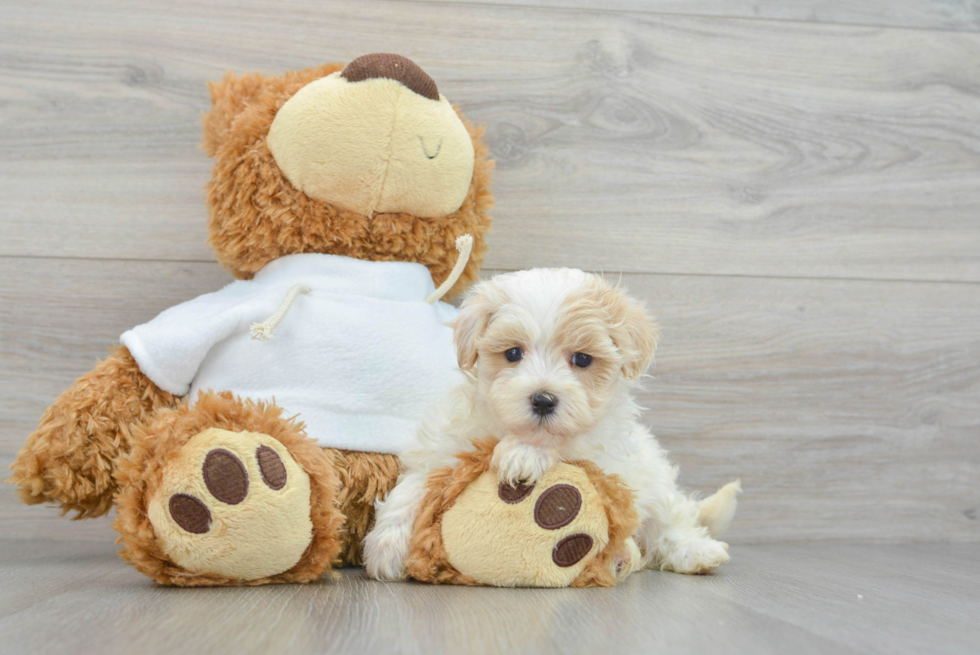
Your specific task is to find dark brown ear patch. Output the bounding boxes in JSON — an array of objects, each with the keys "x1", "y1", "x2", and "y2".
[
  {"x1": 169, "y1": 494, "x2": 211, "y2": 534},
  {"x1": 534, "y1": 484, "x2": 582, "y2": 530},
  {"x1": 203, "y1": 449, "x2": 249, "y2": 505},
  {"x1": 553, "y1": 534, "x2": 594, "y2": 567},
  {"x1": 257, "y1": 446, "x2": 287, "y2": 490},
  {"x1": 341, "y1": 53, "x2": 439, "y2": 101}
]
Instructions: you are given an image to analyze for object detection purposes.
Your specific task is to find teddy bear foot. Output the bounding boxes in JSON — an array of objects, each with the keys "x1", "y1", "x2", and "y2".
[
  {"x1": 113, "y1": 391, "x2": 344, "y2": 586},
  {"x1": 146, "y1": 428, "x2": 317, "y2": 580},
  {"x1": 404, "y1": 439, "x2": 640, "y2": 587}
]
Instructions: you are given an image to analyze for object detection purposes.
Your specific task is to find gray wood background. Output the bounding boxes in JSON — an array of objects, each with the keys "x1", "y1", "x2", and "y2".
[{"x1": 1, "y1": 0, "x2": 979, "y2": 549}]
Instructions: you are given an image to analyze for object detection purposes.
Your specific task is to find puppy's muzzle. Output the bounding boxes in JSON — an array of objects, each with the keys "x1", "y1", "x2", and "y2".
[{"x1": 530, "y1": 391, "x2": 558, "y2": 417}]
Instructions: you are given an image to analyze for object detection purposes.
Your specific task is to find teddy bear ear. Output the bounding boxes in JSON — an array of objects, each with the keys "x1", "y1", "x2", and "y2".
[{"x1": 201, "y1": 71, "x2": 270, "y2": 157}]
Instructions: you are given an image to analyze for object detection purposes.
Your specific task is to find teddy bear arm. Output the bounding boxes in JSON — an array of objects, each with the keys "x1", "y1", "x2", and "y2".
[{"x1": 9, "y1": 344, "x2": 179, "y2": 518}]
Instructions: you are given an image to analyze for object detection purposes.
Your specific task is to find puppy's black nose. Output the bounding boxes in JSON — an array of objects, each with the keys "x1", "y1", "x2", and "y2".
[{"x1": 531, "y1": 391, "x2": 558, "y2": 416}]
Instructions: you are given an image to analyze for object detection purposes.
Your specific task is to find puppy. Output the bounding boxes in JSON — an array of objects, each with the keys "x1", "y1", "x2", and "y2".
[{"x1": 364, "y1": 268, "x2": 739, "y2": 581}]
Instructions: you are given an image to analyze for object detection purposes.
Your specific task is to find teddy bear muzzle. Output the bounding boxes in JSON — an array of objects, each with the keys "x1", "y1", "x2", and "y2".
[{"x1": 266, "y1": 53, "x2": 476, "y2": 219}]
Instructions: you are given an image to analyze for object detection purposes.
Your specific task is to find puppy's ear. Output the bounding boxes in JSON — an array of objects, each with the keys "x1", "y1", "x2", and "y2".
[
  {"x1": 601, "y1": 283, "x2": 660, "y2": 379},
  {"x1": 452, "y1": 281, "x2": 502, "y2": 370}
]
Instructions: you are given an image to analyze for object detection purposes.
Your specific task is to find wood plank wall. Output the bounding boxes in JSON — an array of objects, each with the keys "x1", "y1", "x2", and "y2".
[{"x1": 1, "y1": 0, "x2": 978, "y2": 544}]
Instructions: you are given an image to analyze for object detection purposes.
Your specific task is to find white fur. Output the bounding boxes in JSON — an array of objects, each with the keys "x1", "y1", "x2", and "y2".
[{"x1": 364, "y1": 268, "x2": 738, "y2": 581}]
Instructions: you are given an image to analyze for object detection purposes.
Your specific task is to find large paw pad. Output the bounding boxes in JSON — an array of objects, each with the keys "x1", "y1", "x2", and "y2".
[
  {"x1": 533, "y1": 484, "x2": 582, "y2": 531},
  {"x1": 146, "y1": 429, "x2": 314, "y2": 581},
  {"x1": 498, "y1": 481, "x2": 596, "y2": 568},
  {"x1": 439, "y1": 464, "x2": 610, "y2": 587}
]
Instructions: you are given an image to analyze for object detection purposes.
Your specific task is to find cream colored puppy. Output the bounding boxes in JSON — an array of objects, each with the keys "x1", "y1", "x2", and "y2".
[{"x1": 364, "y1": 268, "x2": 739, "y2": 581}]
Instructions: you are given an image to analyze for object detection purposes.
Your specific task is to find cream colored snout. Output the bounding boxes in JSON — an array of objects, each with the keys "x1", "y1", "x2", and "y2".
[{"x1": 267, "y1": 72, "x2": 475, "y2": 218}]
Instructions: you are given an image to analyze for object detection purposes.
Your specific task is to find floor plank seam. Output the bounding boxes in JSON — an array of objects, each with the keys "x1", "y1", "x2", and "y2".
[{"x1": 4, "y1": 254, "x2": 980, "y2": 288}]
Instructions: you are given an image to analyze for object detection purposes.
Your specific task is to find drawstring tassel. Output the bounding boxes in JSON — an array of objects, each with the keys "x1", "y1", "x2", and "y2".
[
  {"x1": 251, "y1": 284, "x2": 310, "y2": 340},
  {"x1": 426, "y1": 234, "x2": 473, "y2": 304}
]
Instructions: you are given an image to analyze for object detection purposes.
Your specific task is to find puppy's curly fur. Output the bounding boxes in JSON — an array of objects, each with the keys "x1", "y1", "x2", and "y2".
[{"x1": 365, "y1": 269, "x2": 740, "y2": 581}]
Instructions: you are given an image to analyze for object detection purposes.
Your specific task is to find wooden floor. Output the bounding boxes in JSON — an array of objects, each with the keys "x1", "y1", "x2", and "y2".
[
  {"x1": 1, "y1": 0, "x2": 979, "y2": 653},
  {"x1": 1, "y1": 539, "x2": 978, "y2": 655}
]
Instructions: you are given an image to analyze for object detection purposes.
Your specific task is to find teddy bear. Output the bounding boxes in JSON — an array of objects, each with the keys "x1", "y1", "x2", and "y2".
[{"x1": 10, "y1": 54, "x2": 638, "y2": 587}]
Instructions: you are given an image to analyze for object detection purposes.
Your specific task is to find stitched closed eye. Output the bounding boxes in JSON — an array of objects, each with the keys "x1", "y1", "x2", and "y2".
[{"x1": 420, "y1": 136, "x2": 443, "y2": 159}]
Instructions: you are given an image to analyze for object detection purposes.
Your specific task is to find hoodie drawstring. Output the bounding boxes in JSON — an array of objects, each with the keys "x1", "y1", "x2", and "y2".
[
  {"x1": 250, "y1": 284, "x2": 310, "y2": 340},
  {"x1": 250, "y1": 235, "x2": 472, "y2": 340},
  {"x1": 426, "y1": 234, "x2": 473, "y2": 305}
]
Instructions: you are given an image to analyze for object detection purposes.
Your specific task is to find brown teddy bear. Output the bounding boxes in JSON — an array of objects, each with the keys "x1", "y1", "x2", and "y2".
[{"x1": 10, "y1": 54, "x2": 637, "y2": 587}]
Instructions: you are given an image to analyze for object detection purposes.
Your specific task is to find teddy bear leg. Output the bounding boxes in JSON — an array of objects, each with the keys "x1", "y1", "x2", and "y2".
[
  {"x1": 404, "y1": 439, "x2": 640, "y2": 588},
  {"x1": 113, "y1": 391, "x2": 344, "y2": 586}
]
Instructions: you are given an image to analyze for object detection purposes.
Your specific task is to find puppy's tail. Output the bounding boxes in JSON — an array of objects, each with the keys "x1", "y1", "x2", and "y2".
[{"x1": 697, "y1": 480, "x2": 741, "y2": 538}]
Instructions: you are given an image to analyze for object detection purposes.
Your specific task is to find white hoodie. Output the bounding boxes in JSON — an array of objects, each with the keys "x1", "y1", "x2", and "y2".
[{"x1": 121, "y1": 253, "x2": 462, "y2": 454}]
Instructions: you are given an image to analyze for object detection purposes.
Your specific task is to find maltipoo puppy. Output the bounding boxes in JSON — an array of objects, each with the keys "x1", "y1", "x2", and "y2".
[{"x1": 364, "y1": 268, "x2": 739, "y2": 581}]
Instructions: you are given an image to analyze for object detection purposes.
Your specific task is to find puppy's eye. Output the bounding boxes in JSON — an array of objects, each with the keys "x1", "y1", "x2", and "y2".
[
  {"x1": 571, "y1": 353, "x2": 593, "y2": 368},
  {"x1": 504, "y1": 347, "x2": 523, "y2": 363}
]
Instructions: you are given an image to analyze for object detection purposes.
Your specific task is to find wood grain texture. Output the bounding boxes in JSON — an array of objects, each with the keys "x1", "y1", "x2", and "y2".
[
  {"x1": 1, "y1": 0, "x2": 979, "y2": 282},
  {"x1": 3, "y1": 258, "x2": 978, "y2": 543},
  {"x1": 409, "y1": 0, "x2": 980, "y2": 33},
  {"x1": 1, "y1": 539, "x2": 978, "y2": 655}
]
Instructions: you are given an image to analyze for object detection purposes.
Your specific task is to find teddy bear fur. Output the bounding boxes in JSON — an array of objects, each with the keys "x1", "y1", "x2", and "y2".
[
  {"x1": 113, "y1": 390, "x2": 344, "y2": 586},
  {"x1": 12, "y1": 344, "x2": 178, "y2": 518},
  {"x1": 10, "y1": 57, "x2": 643, "y2": 588},
  {"x1": 203, "y1": 62, "x2": 495, "y2": 295},
  {"x1": 10, "y1": 58, "x2": 494, "y2": 583}
]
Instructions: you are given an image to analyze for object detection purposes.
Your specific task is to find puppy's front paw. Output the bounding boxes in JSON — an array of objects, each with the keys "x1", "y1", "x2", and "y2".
[
  {"x1": 611, "y1": 537, "x2": 643, "y2": 582},
  {"x1": 661, "y1": 537, "x2": 731, "y2": 575},
  {"x1": 492, "y1": 439, "x2": 558, "y2": 486},
  {"x1": 363, "y1": 524, "x2": 412, "y2": 582}
]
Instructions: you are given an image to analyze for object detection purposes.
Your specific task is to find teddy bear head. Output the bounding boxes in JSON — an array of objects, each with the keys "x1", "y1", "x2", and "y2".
[{"x1": 202, "y1": 54, "x2": 494, "y2": 298}]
